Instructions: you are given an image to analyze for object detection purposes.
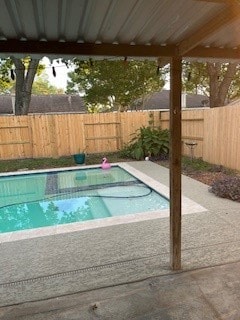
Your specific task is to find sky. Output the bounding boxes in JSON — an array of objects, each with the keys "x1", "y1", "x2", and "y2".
[{"x1": 42, "y1": 57, "x2": 72, "y2": 90}]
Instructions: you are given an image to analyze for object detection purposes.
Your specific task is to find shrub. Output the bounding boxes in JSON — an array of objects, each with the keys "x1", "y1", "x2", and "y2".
[
  {"x1": 182, "y1": 156, "x2": 213, "y2": 172},
  {"x1": 209, "y1": 176, "x2": 240, "y2": 202},
  {"x1": 120, "y1": 126, "x2": 169, "y2": 160}
]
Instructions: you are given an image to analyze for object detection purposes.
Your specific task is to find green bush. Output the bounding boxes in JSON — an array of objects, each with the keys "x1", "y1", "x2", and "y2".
[
  {"x1": 120, "y1": 126, "x2": 169, "y2": 160},
  {"x1": 209, "y1": 176, "x2": 240, "y2": 202}
]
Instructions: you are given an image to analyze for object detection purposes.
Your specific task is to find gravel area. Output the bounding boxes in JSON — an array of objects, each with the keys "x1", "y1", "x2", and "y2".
[
  {"x1": 154, "y1": 159, "x2": 239, "y2": 186},
  {"x1": 184, "y1": 171, "x2": 231, "y2": 186}
]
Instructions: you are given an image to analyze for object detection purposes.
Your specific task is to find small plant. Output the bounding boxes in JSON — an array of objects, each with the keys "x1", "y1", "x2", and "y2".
[
  {"x1": 120, "y1": 126, "x2": 169, "y2": 160},
  {"x1": 209, "y1": 176, "x2": 240, "y2": 202},
  {"x1": 182, "y1": 156, "x2": 214, "y2": 172}
]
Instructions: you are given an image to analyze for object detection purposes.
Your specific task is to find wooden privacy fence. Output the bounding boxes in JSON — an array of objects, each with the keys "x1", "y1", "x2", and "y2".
[
  {"x1": 0, "y1": 112, "x2": 153, "y2": 160},
  {"x1": 0, "y1": 106, "x2": 239, "y2": 171},
  {"x1": 160, "y1": 106, "x2": 240, "y2": 171}
]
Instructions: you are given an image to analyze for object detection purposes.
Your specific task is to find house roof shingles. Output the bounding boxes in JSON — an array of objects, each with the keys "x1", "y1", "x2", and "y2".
[
  {"x1": 0, "y1": 94, "x2": 86, "y2": 115},
  {"x1": 0, "y1": 91, "x2": 209, "y2": 115},
  {"x1": 131, "y1": 90, "x2": 209, "y2": 110}
]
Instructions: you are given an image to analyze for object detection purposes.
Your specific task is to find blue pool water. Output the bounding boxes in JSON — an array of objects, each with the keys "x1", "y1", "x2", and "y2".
[{"x1": 0, "y1": 166, "x2": 169, "y2": 233}]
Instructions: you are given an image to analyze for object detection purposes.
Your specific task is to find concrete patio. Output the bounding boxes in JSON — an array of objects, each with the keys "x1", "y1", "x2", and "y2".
[{"x1": 1, "y1": 161, "x2": 240, "y2": 319}]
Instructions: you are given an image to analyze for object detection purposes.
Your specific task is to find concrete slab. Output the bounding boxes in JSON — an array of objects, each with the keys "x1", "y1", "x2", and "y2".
[
  {"x1": 1, "y1": 260, "x2": 240, "y2": 319},
  {"x1": 132, "y1": 161, "x2": 240, "y2": 269}
]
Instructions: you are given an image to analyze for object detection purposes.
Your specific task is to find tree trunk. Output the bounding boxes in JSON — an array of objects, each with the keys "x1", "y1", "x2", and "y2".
[
  {"x1": 10, "y1": 56, "x2": 40, "y2": 115},
  {"x1": 218, "y1": 62, "x2": 238, "y2": 105},
  {"x1": 207, "y1": 62, "x2": 237, "y2": 108}
]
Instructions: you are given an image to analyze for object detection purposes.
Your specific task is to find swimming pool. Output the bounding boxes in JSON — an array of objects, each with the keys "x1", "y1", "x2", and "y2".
[
  {"x1": 0, "y1": 162, "x2": 206, "y2": 307},
  {"x1": 0, "y1": 166, "x2": 169, "y2": 233}
]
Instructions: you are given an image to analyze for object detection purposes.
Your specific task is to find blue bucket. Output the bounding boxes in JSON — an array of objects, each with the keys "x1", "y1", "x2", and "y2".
[{"x1": 73, "y1": 153, "x2": 85, "y2": 164}]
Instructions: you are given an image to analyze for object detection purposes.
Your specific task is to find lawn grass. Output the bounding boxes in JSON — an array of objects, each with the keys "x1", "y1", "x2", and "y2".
[
  {"x1": 0, "y1": 156, "x2": 75, "y2": 173},
  {"x1": 0, "y1": 152, "x2": 131, "y2": 173},
  {"x1": 0, "y1": 152, "x2": 237, "y2": 176}
]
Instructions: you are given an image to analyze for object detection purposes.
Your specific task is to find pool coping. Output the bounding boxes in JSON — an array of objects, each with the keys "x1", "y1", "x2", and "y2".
[{"x1": 0, "y1": 162, "x2": 207, "y2": 244}]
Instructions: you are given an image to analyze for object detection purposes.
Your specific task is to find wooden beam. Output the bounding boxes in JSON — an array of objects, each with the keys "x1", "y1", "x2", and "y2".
[
  {"x1": 195, "y1": 0, "x2": 237, "y2": 3},
  {"x1": 195, "y1": 0, "x2": 235, "y2": 3},
  {"x1": 2, "y1": 40, "x2": 240, "y2": 61},
  {"x1": 169, "y1": 56, "x2": 182, "y2": 271},
  {"x1": 178, "y1": 5, "x2": 240, "y2": 55},
  {"x1": 0, "y1": 40, "x2": 176, "y2": 58},
  {"x1": 186, "y1": 46, "x2": 240, "y2": 59},
  {"x1": 157, "y1": 57, "x2": 171, "y2": 67}
]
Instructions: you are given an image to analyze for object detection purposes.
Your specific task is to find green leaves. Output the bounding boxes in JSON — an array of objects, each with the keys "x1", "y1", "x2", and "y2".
[
  {"x1": 66, "y1": 59, "x2": 166, "y2": 112},
  {"x1": 121, "y1": 126, "x2": 170, "y2": 160},
  {"x1": 0, "y1": 57, "x2": 46, "y2": 95}
]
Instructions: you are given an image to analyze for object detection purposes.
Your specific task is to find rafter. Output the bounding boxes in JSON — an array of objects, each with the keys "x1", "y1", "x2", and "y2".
[{"x1": 178, "y1": 3, "x2": 240, "y2": 56}]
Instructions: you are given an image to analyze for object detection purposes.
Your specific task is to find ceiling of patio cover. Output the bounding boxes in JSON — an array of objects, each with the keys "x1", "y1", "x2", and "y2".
[{"x1": 0, "y1": 0, "x2": 240, "y2": 62}]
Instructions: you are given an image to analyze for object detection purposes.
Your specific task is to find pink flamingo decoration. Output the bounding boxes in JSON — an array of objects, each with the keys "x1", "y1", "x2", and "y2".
[{"x1": 101, "y1": 157, "x2": 111, "y2": 169}]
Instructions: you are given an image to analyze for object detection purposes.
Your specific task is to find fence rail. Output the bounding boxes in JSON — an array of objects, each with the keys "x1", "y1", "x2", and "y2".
[{"x1": 0, "y1": 106, "x2": 239, "y2": 171}]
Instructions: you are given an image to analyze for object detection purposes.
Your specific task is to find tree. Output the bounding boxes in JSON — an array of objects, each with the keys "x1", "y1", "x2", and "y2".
[
  {"x1": 66, "y1": 59, "x2": 166, "y2": 112},
  {"x1": 0, "y1": 56, "x2": 66, "y2": 114},
  {"x1": 182, "y1": 61, "x2": 240, "y2": 108},
  {"x1": 32, "y1": 72, "x2": 64, "y2": 95},
  {"x1": 10, "y1": 56, "x2": 41, "y2": 115},
  {"x1": 207, "y1": 62, "x2": 238, "y2": 107},
  {"x1": 0, "y1": 56, "x2": 44, "y2": 114},
  {"x1": 0, "y1": 59, "x2": 14, "y2": 93},
  {"x1": 182, "y1": 61, "x2": 209, "y2": 96}
]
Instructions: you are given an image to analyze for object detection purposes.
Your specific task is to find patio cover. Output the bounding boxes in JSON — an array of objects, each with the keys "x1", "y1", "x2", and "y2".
[{"x1": 1, "y1": 0, "x2": 240, "y2": 270}]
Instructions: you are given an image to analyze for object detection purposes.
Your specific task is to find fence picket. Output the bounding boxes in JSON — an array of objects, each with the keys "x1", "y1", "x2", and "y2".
[{"x1": 0, "y1": 107, "x2": 239, "y2": 171}]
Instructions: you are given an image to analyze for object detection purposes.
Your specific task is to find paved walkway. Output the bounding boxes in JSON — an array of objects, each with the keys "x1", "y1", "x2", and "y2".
[
  {"x1": 1, "y1": 161, "x2": 240, "y2": 319},
  {"x1": 132, "y1": 161, "x2": 240, "y2": 271}
]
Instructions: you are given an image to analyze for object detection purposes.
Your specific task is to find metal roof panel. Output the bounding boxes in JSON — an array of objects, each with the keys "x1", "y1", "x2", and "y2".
[{"x1": 0, "y1": 0, "x2": 240, "y2": 60}]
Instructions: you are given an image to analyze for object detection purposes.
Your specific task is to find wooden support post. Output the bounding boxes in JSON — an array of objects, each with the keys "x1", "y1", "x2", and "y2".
[{"x1": 170, "y1": 57, "x2": 182, "y2": 270}]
